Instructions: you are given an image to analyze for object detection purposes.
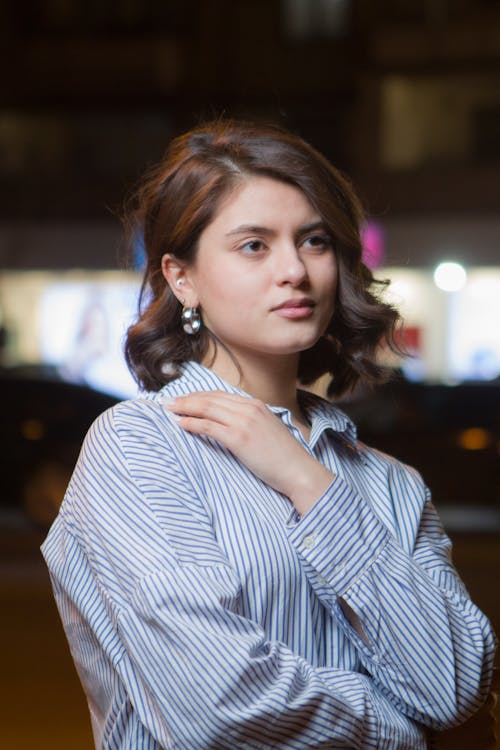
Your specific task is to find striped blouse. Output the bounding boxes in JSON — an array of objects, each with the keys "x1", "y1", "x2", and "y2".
[{"x1": 41, "y1": 360, "x2": 496, "y2": 749}]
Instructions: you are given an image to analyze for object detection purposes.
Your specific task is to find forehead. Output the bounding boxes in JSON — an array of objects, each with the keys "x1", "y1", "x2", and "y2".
[{"x1": 209, "y1": 176, "x2": 320, "y2": 229}]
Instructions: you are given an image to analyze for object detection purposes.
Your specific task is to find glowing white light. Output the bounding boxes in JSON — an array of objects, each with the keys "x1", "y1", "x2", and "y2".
[{"x1": 433, "y1": 262, "x2": 467, "y2": 292}]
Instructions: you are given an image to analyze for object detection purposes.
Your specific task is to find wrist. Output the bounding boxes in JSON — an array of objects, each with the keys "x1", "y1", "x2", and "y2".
[{"x1": 286, "y1": 460, "x2": 334, "y2": 516}]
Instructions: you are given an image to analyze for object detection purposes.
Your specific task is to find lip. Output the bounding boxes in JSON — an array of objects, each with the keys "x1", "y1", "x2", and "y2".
[
  {"x1": 272, "y1": 298, "x2": 315, "y2": 311},
  {"x1": 272, "y1": 298, "x2": 316, "y2": 319}
]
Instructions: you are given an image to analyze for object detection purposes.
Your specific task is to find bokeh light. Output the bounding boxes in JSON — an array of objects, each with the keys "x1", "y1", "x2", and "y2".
[{"x1": 433, "y1": 261, "x2": 467, "y2": 292}]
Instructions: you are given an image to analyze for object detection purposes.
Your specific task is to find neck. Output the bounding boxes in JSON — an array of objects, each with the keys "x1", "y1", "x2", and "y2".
[{"x1": 202, "y1": 344, "x2": 302, "y2": 416}]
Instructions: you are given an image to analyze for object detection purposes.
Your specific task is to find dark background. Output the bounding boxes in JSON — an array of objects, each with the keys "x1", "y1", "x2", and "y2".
[{"x1": 1, "y1": 0, "x2": 500, "y2": 268}]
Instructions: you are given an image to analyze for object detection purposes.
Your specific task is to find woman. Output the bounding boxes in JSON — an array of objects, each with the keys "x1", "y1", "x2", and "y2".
[{"x1": 42, "y1": 119, "x2": 496, "y2": 749}]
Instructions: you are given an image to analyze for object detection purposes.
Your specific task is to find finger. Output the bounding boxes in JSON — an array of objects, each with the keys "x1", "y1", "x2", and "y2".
[
  {"x1": 163, "y1": 392, "x2": 266, "y2": 421},
  {"x1": 163, "y1": 399, "x2": 240, "y2": 431},
  {"x1": 171, "y1": 414, "x2": 231, "y2": 444},
  {"x1": 165, "y1": 391, "x2": 253, "y2": 409}
]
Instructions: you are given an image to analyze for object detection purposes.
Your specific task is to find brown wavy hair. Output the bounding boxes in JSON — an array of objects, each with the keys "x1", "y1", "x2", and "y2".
[{"x1": 124, "y1": 118, "x2": 402, "y2": 397}]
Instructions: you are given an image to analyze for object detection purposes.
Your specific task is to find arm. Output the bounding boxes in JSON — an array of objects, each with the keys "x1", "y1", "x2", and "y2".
[
  {"x1": 164, "y1": 391, "x2": 497, "y2": 732},
  {"x1": 117, "y1": 558, "x2": 422, "y2": 749},
  {"x1": 53, "y1": 402, "x2": 425, "y2": 750},
  {"x1": 286, "y1": 469, "x2": 497, "y2": 730}
]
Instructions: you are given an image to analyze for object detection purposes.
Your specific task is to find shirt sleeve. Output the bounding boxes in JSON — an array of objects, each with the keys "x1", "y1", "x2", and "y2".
[
  {"x1": 46, "y1": 402, "x2": 427, "y2": 750},
  {"x1": 286, "y1": 470, "x2": 497, "y2": 731}
]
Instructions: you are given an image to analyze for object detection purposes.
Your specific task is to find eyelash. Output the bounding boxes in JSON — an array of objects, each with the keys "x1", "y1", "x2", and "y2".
[
  {"x1": 238, "y1": 234, "x2": 332, "y2": 255},
  {"x1": 239, "y1": 239, "x2": 265, "y2": 254},
  {"x1": 303, "y1": 234, "x2": 332, "y2": 250}
]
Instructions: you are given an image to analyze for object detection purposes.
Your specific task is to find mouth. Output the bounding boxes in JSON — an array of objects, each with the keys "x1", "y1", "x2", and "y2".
[{"x1": 272, "y1": 298, "x2": 316, "y2": 319}]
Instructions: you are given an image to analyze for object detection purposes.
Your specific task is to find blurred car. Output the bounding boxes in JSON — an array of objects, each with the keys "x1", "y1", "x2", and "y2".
[
  {"x1": 0, "y1": 366, "x2": 119, "y2": 527},
  {"x1": 338, "y1": 377, "x2": 500, "y2": 514}
]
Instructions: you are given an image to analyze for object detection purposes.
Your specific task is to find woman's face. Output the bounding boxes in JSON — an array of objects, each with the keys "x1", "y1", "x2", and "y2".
[{"x1": 168, "y1": 176, "x2": 337, "y2": 365}]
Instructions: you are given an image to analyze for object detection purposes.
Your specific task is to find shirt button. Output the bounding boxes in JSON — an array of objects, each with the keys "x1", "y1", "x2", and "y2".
[
  {"x1": 317, "y1": 575, "x2": 328, "y2": 586},
  {"x1": 302, "y1": 533, "x2": 317, "y2": 549}
]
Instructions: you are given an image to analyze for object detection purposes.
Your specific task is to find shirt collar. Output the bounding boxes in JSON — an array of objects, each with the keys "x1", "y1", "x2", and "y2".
[
  {"x1": 159, "y1": 360, "x2": 359, "y2": 449},
  {"x1": 298, "y1": 388, "x2": 359, "y2": 450}
]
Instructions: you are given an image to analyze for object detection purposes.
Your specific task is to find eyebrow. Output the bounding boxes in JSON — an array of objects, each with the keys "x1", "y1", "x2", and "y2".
[{"x1": 225, "y1": 220, "x2": 329, "y2": 237}]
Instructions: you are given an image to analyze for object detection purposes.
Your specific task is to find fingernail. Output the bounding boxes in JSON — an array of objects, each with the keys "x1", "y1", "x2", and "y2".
[{"x1": 162, "y1": 397, "x2": 176, "y2": 409}]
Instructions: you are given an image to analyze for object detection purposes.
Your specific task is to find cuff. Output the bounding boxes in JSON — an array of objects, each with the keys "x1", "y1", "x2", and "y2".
[{"x1": 286, "y1": 475, "x2": 389, "y2": 594}]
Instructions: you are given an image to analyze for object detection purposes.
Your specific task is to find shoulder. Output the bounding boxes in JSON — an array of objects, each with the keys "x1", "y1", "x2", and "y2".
[
  {"x1": 84, "y1": 393, "x2": 178, "y2": 450},
  {"x1": 354, "y1": 429, "x2": 424, "y2": 478},
  {"x1": 63, "y1": 392, "x2": 202, "y2": 531},
  {"x1": 353, "y1": 431, "x2": 429, "y2": 511},
  {"x1": 74, "y1": 394, "x2": 192, "y2": 493},
  {"x1": 307, "y1": 391, "x2": 426, "y2": 486},
  {"x1": 355, "y1": 440, "x2": 431, "y2": 548},
  {"x1": 309, "y1": 394, "x2": 430, "y2": 533}
]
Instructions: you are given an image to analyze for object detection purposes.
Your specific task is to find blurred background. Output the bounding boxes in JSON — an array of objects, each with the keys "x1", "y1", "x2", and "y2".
[{"x1": 0, "y1": 1, "x2": 499, "y2": 748}]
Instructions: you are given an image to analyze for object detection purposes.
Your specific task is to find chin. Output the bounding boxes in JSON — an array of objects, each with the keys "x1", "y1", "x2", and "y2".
[{"x1": 266, "y1": 334, "x2": 322, "y2": 356}]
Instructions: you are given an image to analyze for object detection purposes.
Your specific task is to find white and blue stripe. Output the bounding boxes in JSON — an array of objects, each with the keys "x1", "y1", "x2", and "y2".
[{"x1": 42, "y1": 360, "x2": 496, "y2": 749}]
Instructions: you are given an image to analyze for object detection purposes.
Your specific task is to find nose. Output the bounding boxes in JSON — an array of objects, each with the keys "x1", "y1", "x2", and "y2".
[{"x1": 274, "y1": 243, "x2": 308, "y2": 286}]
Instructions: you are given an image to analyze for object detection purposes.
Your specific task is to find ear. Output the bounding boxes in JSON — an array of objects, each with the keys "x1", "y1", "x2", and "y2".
[{"x1": 161, "y1": 254, "x2": 199, "y2": 307}]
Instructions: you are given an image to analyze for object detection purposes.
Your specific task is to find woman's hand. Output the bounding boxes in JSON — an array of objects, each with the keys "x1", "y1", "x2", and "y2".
[{"x1": 163, "y1": 391, "x2": 334, "y2": 516}]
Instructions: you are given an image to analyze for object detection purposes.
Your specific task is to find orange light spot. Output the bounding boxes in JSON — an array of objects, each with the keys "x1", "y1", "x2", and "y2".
[
  {"x1": 21, "y1": 419, "x2": 45, "y2": 441},
  {"x1": 457, "y1": 428, "x2": 491, "y2": 451}
]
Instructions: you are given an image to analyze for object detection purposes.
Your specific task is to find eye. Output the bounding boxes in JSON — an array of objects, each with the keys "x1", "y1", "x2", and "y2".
[
  {"x1": 239, "y1": 239, "x2": 266, "y2": 255},
  {"x1": 302, "y1": 233, "x2": 332, "y2": 251}
]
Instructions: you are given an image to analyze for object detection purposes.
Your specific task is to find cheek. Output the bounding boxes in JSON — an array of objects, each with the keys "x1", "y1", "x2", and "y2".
[
  {"x1": 195, "y1": 266, "x2": 258, "y2": 322},
  {"x1": 316, "y1": 256, "x2": 337, "y2": 293},
  {"x1": 202, "y1": 262, "x2": 263, "y2": 302},
  {"x1": 316, "y1": 260, "x2": 337, "y2": 317}
]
